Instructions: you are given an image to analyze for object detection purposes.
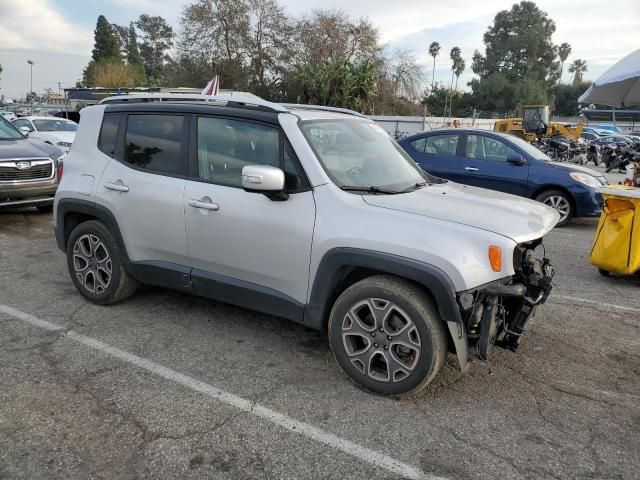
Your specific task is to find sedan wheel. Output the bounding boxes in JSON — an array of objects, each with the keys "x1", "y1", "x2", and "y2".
[{"x1": 536, "y1": 190, "x2": 574, "y2": 226}]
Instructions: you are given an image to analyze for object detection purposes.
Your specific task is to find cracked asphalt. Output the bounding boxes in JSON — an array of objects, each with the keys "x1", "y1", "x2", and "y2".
[{"x1": 1, "y1": 201, "x2": 639, "y2": 480}]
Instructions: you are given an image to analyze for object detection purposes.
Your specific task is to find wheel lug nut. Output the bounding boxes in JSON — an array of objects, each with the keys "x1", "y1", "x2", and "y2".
[
  {"x1": 379, "y1": 328, "x2": 384, "y2": 333},
  {"x1": 384, "y1": 345, "x2": 389, "y2": 350},
  {"x1": 370, "y1": 332, "x2": 376, "y2": 337},
  {"x1": 387, "y1": 335, "x2": 392, "y2": 341},
  {"x1": 374, "y1": 343, "x2": 378, "y2": 348}
]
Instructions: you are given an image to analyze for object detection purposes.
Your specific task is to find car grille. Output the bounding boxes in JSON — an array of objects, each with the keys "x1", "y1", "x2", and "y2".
[{"x1": 0, "y1": 160, "x2": 53, "y2": 182}]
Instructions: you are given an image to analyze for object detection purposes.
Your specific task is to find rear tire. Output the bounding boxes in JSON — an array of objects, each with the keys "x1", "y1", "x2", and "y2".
[
  {"x1": 66, "y1": 220, "x2": 138, "y2": 305},
  {"x1": 328, "y1": 275, "x2": 447, "y2": 397},
  {"x1": 535, "y1": 189, "x2": 574, "y2": 227}
]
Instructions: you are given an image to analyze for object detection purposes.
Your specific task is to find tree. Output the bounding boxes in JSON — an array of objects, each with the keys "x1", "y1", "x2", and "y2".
[
  {"x1": 136, "y1": 14, "x2": 174, "y2": 85},
  {"x1": 552, "y1": 81, "x2": 591, "y2": 115},
  {"x1": 454, "y1": 59, "x2": 465, "y2": 91},
  {"x1": 387, "y1": 49, "x2": 424, "y2": 101},
  {"x1": 569, "y1": 59, "x2": 587, "y2": 86},
  {"x1": 91, "y1": 15, "x2": 121, "y2": 62},
  {"x1": 428, "y1": 41, "x2": 440, "y2": 93},
  {"x1": 470, "y1": 1, "x2": 560, "y2": 112},
  {"x1": 125, "y1": 24, "x2": 146, "y2": 84},
  {"x1": 558, "y1": 42, "x2": 571, "y2": 84},
  {"x1": 84, "y1": 59, "x2": 137, "y2": 88}
]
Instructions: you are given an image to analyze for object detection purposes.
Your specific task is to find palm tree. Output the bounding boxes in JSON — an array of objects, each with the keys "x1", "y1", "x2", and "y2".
[
  {"x1": 454, "y1": 59, "x2": 466, "y2": 91},
  {"x1": 428, "y1": 42, "x2": 441, "y2": 92},
  {"x1": 569, "y1": 59, "x2": 588, "y2": 86},
  {"x1": 446, "y1": 47, "x2": 461, "y2": 118},
  {"x1": 558, "y1": 42, "x2": 572, "y2": 84}
]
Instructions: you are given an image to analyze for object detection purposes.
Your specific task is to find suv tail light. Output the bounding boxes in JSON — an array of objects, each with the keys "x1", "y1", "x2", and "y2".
[{"x1": 56, "y1": 162, "x2": 63, "y2": 180}]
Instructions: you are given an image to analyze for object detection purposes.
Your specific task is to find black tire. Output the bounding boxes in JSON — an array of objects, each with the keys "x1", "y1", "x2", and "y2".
[
  {"x1": 535, "y1": 189, "x2": 574, "y2": 227},
  {"x1": 328, "y1": 275, "x2": 447, "y2": 397},
  {"x1": 36, "y1": 205, "x2": 53, "y2": 213},
  {"x1": 66, "y1": 220, "x2": 138, "y2": 305},
  {"x1": 598, "y1": 268, "x2": 610, "y2": 277},
  {"x1": 605, "y1": 157, "x2": 623, "y2": 173}
]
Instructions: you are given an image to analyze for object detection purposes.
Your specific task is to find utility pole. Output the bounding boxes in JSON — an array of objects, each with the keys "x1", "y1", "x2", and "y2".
[
  {"x1": 58, "y1": 81, "x2": 61, "y2": 96},
  {"x1": 27, "y1": 60, "x2": 34, "y2": 115}
]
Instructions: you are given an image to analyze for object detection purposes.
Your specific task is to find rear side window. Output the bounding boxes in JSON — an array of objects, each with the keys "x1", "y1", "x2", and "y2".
[
  {"x1": 409, "y1": 137, "x2": 426, "y2": 152},
  {"x1": 124, "y1": 114, "x2": 185, "y2": 175},
  {"x1": 98, "y1": 114, "x2": 121, "y2": 157},
  {"x1": 424, "y1": 134, "x2": 459, "y2": 156}
]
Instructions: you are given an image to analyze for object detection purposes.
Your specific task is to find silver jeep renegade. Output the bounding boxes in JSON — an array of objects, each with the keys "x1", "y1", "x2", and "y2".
[{"x1": 54, "y1": 95, "x2": 558, "y2": 396}]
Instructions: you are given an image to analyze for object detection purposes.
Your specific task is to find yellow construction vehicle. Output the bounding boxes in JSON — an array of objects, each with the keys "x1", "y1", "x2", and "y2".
[{"x1": 494, "y1": 105, "x2": 584, "y2": 142}]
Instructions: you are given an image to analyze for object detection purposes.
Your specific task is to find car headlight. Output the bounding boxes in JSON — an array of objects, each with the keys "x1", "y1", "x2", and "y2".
[
  {"x1": 56, "y1": 141, "x2": 72, "y2": 148},
  {"x1": 570, "y1": 171, "x2": 601, "y2": 188}
]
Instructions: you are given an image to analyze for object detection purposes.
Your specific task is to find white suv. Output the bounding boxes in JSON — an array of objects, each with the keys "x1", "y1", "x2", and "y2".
[{"x1": 54, "y1": 95, "x2": 558, "y2": 396}]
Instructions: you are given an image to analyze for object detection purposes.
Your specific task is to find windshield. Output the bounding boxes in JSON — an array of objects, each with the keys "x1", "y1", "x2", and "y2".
[
  {"x1": 300, "y1": 119, "x2": 428, "y2": 191},
  {"x1": 33, "y1": 119, "x2": 77, "y2": 132},
  {"x1": 506, "y1": 134, "x2": 551, "y2": 161},
  {"x1": 0, "y1": 116, "x2": 24, "y2": 140}
]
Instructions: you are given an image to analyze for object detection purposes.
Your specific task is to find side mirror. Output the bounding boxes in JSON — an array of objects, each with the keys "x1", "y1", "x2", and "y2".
[
  {"x1": 241, "y1": 165, "x2": 288, "y2": 200},
  {"x1": 507, "y1": 154, "x2": 526, "y2": 165},
  {"x1": 19, "y1": 126, "x2": 31, "y2": 136}
]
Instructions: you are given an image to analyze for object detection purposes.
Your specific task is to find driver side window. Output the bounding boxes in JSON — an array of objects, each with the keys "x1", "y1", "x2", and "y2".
[{"x1": 466, "y1": 135, "x2": 517, "y2": 162}]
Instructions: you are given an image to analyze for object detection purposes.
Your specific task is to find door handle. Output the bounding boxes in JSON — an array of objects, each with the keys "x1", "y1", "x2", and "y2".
[
  {"x1": 465, "y1": 167, "x2": 479, "y2": 172},
  {"x1": 104, "y1": 181, "x2": 129, "y2": 192},
  {"x1": 188, "y1": 199, "x2": 220, "y2": 211}
]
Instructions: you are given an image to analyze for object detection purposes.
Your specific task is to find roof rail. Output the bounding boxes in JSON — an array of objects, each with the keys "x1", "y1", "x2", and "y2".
[
  {"x1": 280, "y1": 104, "x2": 366, "y2": 118},
  {"x1": 99, "y1": 93, "x2": 288, "y2": 113}
]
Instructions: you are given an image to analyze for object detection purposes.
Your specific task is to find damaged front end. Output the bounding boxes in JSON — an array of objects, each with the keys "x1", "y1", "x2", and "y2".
[{"x1": 458, "y1": 239, "x2": 555, "y2": 361}]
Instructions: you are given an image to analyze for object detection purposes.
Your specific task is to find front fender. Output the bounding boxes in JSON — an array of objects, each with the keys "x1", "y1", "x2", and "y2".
[{"x1": 305, "y1": 248, "x2": 470, "y2": 371}]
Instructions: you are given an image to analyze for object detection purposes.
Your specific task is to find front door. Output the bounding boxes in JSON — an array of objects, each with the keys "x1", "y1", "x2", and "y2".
[
  {"x1": 184, "y1": 115, "x2": 316, "y2": 314},
  {"x1": 459, "y1": 133, "x2": 529, "y2": 196}
]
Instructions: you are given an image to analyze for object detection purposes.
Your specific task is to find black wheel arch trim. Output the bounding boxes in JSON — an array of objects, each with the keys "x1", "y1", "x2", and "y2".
[{"x1": 305, "y1": 247, "x2": 469, "y2": 371}]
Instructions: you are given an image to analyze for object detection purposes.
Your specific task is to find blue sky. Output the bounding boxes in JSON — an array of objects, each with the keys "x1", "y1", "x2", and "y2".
[{"x1": 1, "y1": 0, "x2": 639, "y2": 99}]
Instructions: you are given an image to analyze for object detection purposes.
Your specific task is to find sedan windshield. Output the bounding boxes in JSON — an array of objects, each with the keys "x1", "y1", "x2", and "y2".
[
  {"x1": 33, "y1": 119, "x2": 77, "y2": 132},
  {"x1": 300, "y1": 119, "x2": 429, "y2": 191},
  {"x1": 0, "y1": 116, "x2": 24, "y2": 140},
  {"x1": 507, "y1": 134, "x2": 551, "y2": 161}
]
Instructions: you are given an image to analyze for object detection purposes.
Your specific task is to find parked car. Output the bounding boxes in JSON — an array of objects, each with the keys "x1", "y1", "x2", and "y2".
[
  {"x1": 54, "y1": 96, "x2": 558, "y2": 396},
  {"x1": 594, "y1": 135, "x2": 633, "y2": 148},
  {"x1": 0, "y1": 115, "x2": 64, "y2": 211},
  {"x1": 0, "y1": 110, "x2": 17, "y2": 122},
  {"x1": 398, "y1": 128, "x2": 606, "y2": 226},
  {"x1": 582, "y1": 127, "x2": 610, "y2": 137},
  {"x1": 12, "y1": 116, "x2": 77, "y2": 153},
  {"x1": 595, "y1": 124, "x2": 622, "y2": 134}
]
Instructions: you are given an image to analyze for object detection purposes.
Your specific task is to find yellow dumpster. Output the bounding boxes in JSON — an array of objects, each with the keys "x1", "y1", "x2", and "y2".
[{"x1": 590, "y1": 185, "x2": 640, "y2": 275}]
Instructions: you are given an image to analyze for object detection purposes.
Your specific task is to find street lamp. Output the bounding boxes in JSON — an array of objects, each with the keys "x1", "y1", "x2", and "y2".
[{"x1": 27, "y1": 60, "x2": 34, "y2": 115}]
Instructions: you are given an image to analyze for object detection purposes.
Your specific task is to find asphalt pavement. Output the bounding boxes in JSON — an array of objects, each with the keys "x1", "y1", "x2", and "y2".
[{"x1": 0, "y1": 197, "x2": 638, "y2": 480}]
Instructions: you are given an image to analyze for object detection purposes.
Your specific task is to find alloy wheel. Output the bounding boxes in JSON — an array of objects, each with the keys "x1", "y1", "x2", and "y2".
[
  {"x1": 341, "y1": 298, "x2": 421, "y2": 383},
  {"x1": 72, "y1": 234, "x2": 112, "y2": 294},
  {"x1": 543, "y1": 195, "x2": 571, "y2": 223}
]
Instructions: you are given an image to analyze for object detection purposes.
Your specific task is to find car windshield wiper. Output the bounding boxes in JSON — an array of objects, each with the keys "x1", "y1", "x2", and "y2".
[
  {"x1": 396, "y1": 181, "x2": 429, "y2": 193},
  {"x1": 340, "y1": 185, "x2": 401, "y2": 195}
]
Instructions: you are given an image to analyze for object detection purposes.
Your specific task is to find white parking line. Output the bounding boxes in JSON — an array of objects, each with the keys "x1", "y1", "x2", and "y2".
[
  {"x1": 0, "y1": 303, "x2": 444, "y2": 480},
  {"x1": 552, "y1": 294, "x2": 640, "y2": 314}
]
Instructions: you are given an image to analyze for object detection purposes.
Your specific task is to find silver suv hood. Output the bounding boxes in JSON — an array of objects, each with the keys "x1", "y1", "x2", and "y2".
[{"x1": 363, "y1": 182, "x2": 560, "y2": 243}]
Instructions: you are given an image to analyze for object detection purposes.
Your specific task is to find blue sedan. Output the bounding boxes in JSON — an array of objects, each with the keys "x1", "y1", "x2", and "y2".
[{"x1": 398, "y1": 129, "x2": 607, "y2": 225}]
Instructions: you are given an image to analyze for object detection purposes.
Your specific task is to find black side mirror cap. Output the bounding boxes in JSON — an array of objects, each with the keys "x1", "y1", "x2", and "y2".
[{"x1": 507, "y1": 154, "x2": 527, "y2": 165}]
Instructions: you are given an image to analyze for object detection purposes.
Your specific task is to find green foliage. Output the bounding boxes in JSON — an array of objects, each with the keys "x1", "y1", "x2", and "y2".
[
  {"x1": 471, "y1": 1, "x2": 560, "y2": 112},
  {"x1": 568, "y1": 59, "x2": 588, "y2": 86},
  {"x1": 552, "y1": 81, "x2": 591, "y2": 116},
  {"x1": 294, "y1": 57, "x2": 378, "y2": 112},
  {"x1": 425, "y1": 83, "x2": 476, "y2": 117},
  {"x1": 136, "y1": 14, "x2": 174, "y2": 86},
  {"x1": 91, "y1": 15, "x2": 121, "y2": 62},
  {"x1": 82, "y1": 58, "x2": 139, "y2": 88}
]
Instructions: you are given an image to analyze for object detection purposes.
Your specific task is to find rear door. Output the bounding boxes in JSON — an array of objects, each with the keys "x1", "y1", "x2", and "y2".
[
  {"x1": 404, "y1": 133, "x2": 463, "y2": 182},
  {"x1": 96, "y1": 112, "x2": 189, "y2": 267},
  {"x1": 459, "y1": 133, "x2": 529, "y2": 196}
]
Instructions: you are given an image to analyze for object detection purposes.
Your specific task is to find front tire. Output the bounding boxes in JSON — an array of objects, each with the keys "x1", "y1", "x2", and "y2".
[
  {"x1": 328, "y1": 275, "x2": 447, "y2": 397},
  {"x1": 36, "y1": 205, "x2": 53, "y2": 213},
  {"x1": 536, "y1": 189, "x2": 574, "y2": 227},
  {"x1": 66, "y1": 220, "x2": 138, "y2": 305}
]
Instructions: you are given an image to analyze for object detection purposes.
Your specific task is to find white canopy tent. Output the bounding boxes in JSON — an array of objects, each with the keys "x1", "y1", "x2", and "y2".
[{"x1": 579, "y1": 49, "x2": 640, "y2": 108}]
